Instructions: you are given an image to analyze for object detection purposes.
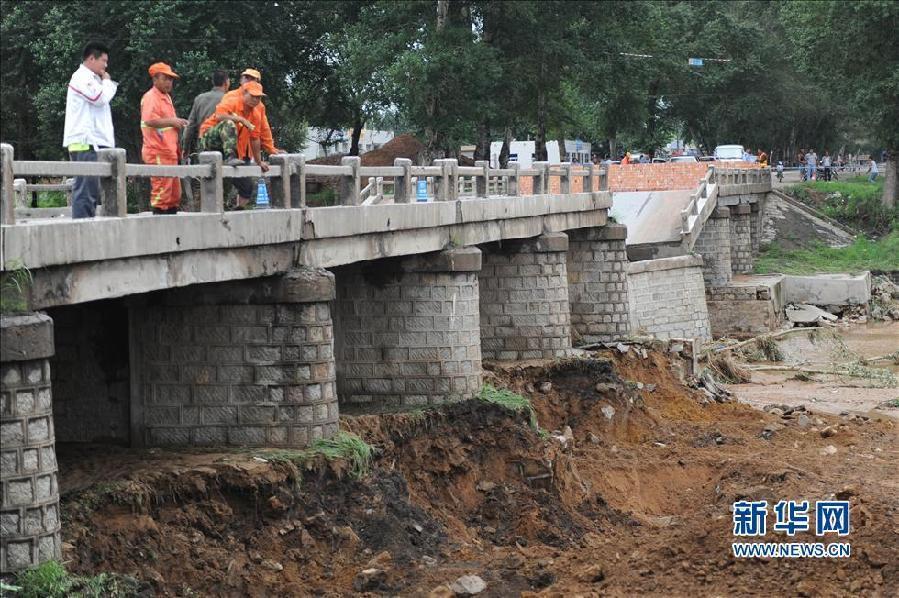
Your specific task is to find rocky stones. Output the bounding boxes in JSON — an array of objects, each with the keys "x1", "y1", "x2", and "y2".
[
  {"x1": 538, "y1": 382, "x2": 553, "y2": 393},
  {"x1": 820, "y1": 426, "x2": 838, "y2": 438},
  {"x1": 353, "y1": 568, "x2": 388, "y2": 592},
  {"x1": 796, "y1": 414, "x2": 811, "y2": 428},
  {"x1": 476, "y1": 480, "x2": 496, "y2": 493},
  {"x1": 260, "y1": 559, "x2": 283, "y2": 572},
  {"x1": 450, "y1": 575, "x2": 487, "y2": 595},
  {"x1": 820, "y1": 445, "x2": 838, "y2": 456},
  {"x1": 601, "y1": 404, "x2": 616, "y2": 420}
]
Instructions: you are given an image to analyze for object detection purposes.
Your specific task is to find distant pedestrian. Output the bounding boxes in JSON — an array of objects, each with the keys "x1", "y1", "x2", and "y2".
[
  {"x1": 758, "y1": 150, "x2": 768, "y2": 167},
  {"x1": 822, "y1": 151, "x2": 832, "y2": 181},
  {"x1": 63, "y1": 41, "x2": 117, "y2": 219},
  {"x1": 805, "y1": 149, "x2": 817, "y2": 181},
  {"x1": 868, "y1": 158, "x2": 878, "y2": 182},
  {"x1": 140, "y1": 62, "x2": 189, "y2": 214}
]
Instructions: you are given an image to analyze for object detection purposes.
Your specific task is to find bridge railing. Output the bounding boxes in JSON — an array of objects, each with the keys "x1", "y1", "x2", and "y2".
[{"x1": 0, "y1": 143, "x2": 609, "y2": 225}]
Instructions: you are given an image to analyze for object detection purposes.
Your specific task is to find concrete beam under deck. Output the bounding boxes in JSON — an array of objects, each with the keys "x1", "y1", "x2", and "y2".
[{"x1": 4, "y1": 193, "x2": 612, "y2": 309}]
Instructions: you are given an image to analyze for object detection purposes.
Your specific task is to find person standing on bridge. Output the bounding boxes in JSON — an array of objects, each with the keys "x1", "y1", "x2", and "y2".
[
  {"x1": 182, "y1": 69, "x2": 230, "y2": 159},
  {"x1": 141, "y1": 62, "x2": 189, "y2": 214},
  {"x1": 63, "y1": 41, "x2": 117, "y2": 219}
]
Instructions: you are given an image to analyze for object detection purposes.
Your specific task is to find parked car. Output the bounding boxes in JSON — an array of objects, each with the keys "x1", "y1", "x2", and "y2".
[
  {"x1": 714, "y1": 144, "x2": 745, "y2": 161},
  {"x1": 651, "y1": 157, "x2": 668, "y2": 163},
  {"x1": 670, "y1": 155, "x2": 698, "y2": 163},
  {"x1": 698, "y1": 156, "x2": 716, "y2": 162}
]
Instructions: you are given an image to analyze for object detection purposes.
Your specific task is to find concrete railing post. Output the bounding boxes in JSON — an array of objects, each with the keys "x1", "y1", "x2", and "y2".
[
  {"x1": 600, "y1": 167, "x2": 609, "y2": 191},
  {"x1": 475, "y1": 160, "x2": 489, "y2": 197},
  {"x1": 560, "y1": 162, "x2": 572, "y2": 194},
  {"x1": 339, "y1": 156, "x2": 361, "y2": 206},
  {"x1": 509, "y1": 162, "x2": 520, "y2": 196},
  {"x1": 269, "y1": 153, "x2": 289, "y2": 208},
  {"x1": 584, "y1": 162, "x2": 595, "y2": 193},
  {"x1": 198, "y1": 151, "x2": 223, "y2": 212},
  {"x1": 394, "y1": 158, "x2": 413, "y2": 203},
  {"x1": 13, "y1": 179, "x2": 27, "y2": 208},
  {"x1": 533, "y1": 161, "x2": 549, "y2": 195},
  {"x1": 434, "y1": 158, "x2": 458, "y2": 202},
  {"x1": 1, "y1": 143, "x2": 14, "y2": 224},
  {"x1": 97, "y1": 148, "x2": 127, "y2": 217}
]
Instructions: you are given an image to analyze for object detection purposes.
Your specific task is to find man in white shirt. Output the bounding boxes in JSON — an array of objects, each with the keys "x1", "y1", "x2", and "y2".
[{"x1": 63, "y1": 42, "x2": 117, "y2": 218}]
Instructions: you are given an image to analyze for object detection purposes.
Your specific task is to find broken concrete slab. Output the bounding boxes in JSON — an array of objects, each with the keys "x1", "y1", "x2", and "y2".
[
  {"x1": 782, "y1": 272, "x2": 871, "y2": 307},
  {"x1": 785, "y1": 304, "x2": 838, "y2": 324}
]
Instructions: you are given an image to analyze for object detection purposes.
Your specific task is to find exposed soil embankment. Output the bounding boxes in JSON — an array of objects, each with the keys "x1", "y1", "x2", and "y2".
[{"x1": 57, "y1": 350, "x2": 899, "y2": 595}]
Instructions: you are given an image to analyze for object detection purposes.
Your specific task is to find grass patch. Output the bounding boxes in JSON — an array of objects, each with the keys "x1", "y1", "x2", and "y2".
[
  {"x1": 8, "y1": 560, "x2": 141, "y2": 598},
  {"x1": 783, "y1": 176, "x2": 898, "y2": 236},
  {"x1": 256, "y1": 431, "x2": 373, "y2": 479},
  {"x1": 755, "y1": 233, "x2": 899, "y2": 275},
  {"x1": 478, "y1": 383, "x2": 538, "y2": 428},
  {"x1": 1, "y1": 259, "x2": 32, "y2": 314}
]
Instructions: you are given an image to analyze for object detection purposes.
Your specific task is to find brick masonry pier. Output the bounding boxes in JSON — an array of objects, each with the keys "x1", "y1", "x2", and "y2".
[
  {"x1": 130, "y1": 268, "x2": 338, "y2": 448},
  {"x1": 334, "y1": 248, "x2": 483, "y2": 409},
  {"x1": 479, "y1": 233, "x2": 573, "y2": 360},
  {"x1": 1, "y1": 314, "x2": 61, "y2": 573}
]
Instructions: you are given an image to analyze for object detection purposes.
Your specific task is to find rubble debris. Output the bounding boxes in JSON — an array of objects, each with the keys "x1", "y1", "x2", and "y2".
[
  {"x1": 450, "y1": 575, "x2": 487, "y2": 595},
  {"x1": 353, "y1": 568, "x2": 388, "y2": 592}
]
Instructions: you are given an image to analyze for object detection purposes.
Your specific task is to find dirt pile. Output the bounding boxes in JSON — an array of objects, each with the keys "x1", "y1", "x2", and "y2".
[
  {"x1": 55, "y1": 349, "x2": 899, "y2": 595},
  {"x1": 308, "y1": 134, "x2": 426, "y2": 167}
]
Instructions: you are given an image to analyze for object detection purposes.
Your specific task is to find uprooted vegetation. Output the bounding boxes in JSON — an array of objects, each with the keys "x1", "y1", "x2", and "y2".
[{"x1": 46, "y1": 350, "x2": 899, "y2": 595}]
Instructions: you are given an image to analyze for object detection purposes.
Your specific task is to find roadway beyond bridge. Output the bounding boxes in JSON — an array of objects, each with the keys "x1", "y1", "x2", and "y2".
[{"x1": 0, "y1": 142, "x2": 774, "y2": 572}]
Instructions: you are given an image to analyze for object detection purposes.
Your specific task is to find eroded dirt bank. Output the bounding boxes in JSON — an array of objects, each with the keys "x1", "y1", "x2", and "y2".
[{"x1": 57, "y1": 350, "x2": 899, "y2": 596}]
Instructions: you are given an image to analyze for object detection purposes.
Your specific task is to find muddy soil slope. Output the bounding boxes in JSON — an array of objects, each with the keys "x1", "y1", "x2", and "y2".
[{"x1": 57, "y1": 350, "x2": 898, "y2": 596}]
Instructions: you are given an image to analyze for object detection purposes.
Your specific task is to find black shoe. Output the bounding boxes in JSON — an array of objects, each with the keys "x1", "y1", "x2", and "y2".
[{"x1": 152, "y1": 207, "x2": 180, "y2": 215}]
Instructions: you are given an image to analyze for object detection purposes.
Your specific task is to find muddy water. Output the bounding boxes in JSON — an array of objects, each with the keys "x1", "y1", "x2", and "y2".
[
  {"x1": 729, "y1": 322, "x2": 899, "y2": 418},
  {"x1": 838, "y1": 321, "x2": 899, "y2": 373}
]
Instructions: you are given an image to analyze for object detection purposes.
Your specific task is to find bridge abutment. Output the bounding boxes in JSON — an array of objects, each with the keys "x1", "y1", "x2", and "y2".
[
  {"x1": 694, "y1": 207, "x2": 733, "y2": 287},
  {"x1": 334, "y1": 248, "x2": 483, "y2": 409},
  {"x1": 479, "y1": 233, "x2": 573, "y2": 360},
  {"x1": 131, "y1": 268, "x2": 338, "y2": 447},
  {"x1": 729, "y1": 204, "x2": 754, "y2": 274},
  {"x1": 566, "y1": 223, "x2": 631, "y2": 344},
  {"x1": 1, "y1": 314, "x2": 61, "y2": 573}
]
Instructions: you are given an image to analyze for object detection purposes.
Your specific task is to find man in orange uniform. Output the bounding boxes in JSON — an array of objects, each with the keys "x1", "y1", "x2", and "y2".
[
  {"x1": 199, "y1": 80, "x2": 275, "y2": 207},
  {"x1": 141, "y1": 62, "x2": 189, "y2": 214},
  {"x1": 234, "y1": 68, "x2": 283, "y2": 159}
]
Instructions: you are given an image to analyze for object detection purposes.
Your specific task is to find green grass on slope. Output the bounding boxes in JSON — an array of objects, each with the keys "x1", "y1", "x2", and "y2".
[
  {"x1": 783, "y1": 175, "x2": 897, "y2": 236},
  {"x1": 754, "y1": 233, "x2": 899, "y2": 275}
]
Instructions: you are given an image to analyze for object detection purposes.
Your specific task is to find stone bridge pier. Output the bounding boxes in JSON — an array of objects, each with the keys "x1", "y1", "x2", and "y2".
[
  {"x1": 1, "y1": 314, "x2": 61, "y2": 572},
  {"x1": 130, "y1": 268, "x2": 339, "y2": 447},
  {"x1": 334, "y1": 248, "x2": 483, "y2": 410},
  {"x1": 694, "y1": 207, "x2": 733, "y2": 287},
  {"x1": 479, "y1": 233, "x2": 573, "y2": 361}
]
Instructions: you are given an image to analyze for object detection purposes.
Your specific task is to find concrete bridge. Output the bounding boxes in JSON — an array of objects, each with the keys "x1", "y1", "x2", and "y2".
[{"x1": 0, "y1": 141, "x2": 770, "y2": 572}]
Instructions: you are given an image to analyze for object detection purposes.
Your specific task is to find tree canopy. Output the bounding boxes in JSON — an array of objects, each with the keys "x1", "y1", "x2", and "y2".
[{"x1": 2, "y1": 0, "x2": 896, "y2": 181}]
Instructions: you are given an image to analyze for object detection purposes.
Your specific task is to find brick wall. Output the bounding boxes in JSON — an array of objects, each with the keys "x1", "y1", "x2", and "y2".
[
  {"x1": 480, "y1": 233, "x2": 572, "y2": 360},
  {"x1": 134, "y1": 277, "x2": 338, "y2": 448},
  {"x1": 693, "y1": 208, "x2": 733, "y2": 287},
  {"x1": 567, "y1": 224, "x2": 631, "y2": 343},
  {"x1": 627, "y1": 256, "x2": 711, "y2": 341},
  {"x1": 334, "y1": 251, "x2": 482, "y2": 409},
  {"x1": 517, "y1": 162, "x2": 763, "y2": 195},
  {"x1": 45, "y1": 301, "x2": 130, "y2": 443}
]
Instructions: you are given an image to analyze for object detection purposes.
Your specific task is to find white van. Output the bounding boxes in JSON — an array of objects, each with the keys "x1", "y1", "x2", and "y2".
[{"x1": 714, "y1": 145, "x2": 744, "y2": 161}]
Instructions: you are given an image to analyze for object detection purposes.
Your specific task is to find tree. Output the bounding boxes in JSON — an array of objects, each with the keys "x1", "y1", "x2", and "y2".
[{"x1": 784, "y1": 0, "x2": 899, "y2": 207}]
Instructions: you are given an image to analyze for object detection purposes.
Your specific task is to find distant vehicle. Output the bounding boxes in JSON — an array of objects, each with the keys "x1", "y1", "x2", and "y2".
[
  {"x1": 698, "y1": 156, "x2": 716, "y2": 162},
  {"x1": 670, "y1": 156, "x2": 698, "y2": 163},
  {"x1": 714, "y1": 144, "x2": 745, "y2": 161},
  {"x1": 651, "y1": 157, "x2": 667, "y2": 163}
]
